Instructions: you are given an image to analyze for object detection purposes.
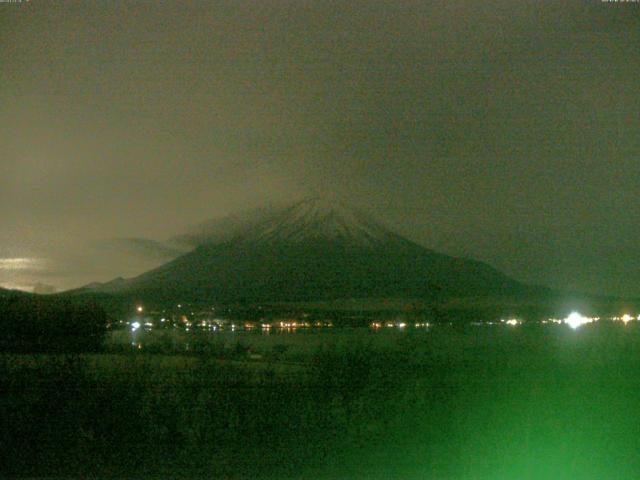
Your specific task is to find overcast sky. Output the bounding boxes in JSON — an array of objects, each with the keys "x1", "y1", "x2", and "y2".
[{"x1": 1, "y1": 1, "x2": 639, "y2": 296}]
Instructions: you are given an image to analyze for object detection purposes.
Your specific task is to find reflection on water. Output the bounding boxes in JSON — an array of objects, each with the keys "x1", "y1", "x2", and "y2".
[{"x1": 109, "y1": 313, "x2": 640, "y2": 355}]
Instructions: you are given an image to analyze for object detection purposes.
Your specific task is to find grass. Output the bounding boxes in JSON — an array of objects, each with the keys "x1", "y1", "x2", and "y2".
[{"x1": 3, "y1": 322, "x2": 640, "y2": 478}]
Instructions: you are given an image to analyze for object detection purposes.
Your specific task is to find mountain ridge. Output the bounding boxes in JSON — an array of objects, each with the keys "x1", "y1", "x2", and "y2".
[{"x1": 75, "y1": 196, "x2": 538, "y2": 304}]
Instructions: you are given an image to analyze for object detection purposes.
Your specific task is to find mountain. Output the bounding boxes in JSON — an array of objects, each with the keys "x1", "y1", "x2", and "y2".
[
  {"x1": 78, "y1": 197, "x2": 538, "y2": 305},
  {"x1": 80, "y1": 277, "x2": 129, "y2": 294},
  {"x1": 174, "y1": 197, "x2": 402, "y2": 248},
  {"x1": 0, "y1": 287, "x2": 30, "y2": 299}
]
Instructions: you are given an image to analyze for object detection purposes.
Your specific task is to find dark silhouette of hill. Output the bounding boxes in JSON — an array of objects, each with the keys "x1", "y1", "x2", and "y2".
[{"x1": 0, "y1": 288, "x2": 108, "y2": 352}]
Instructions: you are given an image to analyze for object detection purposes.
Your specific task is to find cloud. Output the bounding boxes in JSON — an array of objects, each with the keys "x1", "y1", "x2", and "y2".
[
  {"x1": 95, "y1": 238, "x2": 188, "y2": 262},
  {"x1": 1, "y1": 2, "x2": 639, "y2": 295},
  {"x1": 0, "y1": 258, "x2": 45, "y2": 271}
]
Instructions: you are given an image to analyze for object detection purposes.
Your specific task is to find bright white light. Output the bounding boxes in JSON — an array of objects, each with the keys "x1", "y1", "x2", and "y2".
[
  {"x1": 564, "y1": 312, "x2": 591, "y2": 329},
  {"x1": 136, "y1": 305, "x2": 143, "y2": 313},
  {"x1": 504, "y1": 319, "x2": 520, "y2": 326},
  {"x1": 398, "y1": 322, "x2": 406, "y2": 328},
  {"x1": 131, "y1": 321, "x2": 141, "y2": 331},
  {"x1": 0, "y1": 258, "x2": 42, "y2": 270},
  {"x1": 0, "y1": 283, "x2": 33, "y2": 292},
  {"x1": 622, "y1": 314, "x2": 633, "y2": 324}
]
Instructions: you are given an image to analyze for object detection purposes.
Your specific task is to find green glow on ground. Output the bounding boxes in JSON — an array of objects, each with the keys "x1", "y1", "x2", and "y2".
[{"x1": 4, "y1": 323, "x2": 640, "y2": 478}]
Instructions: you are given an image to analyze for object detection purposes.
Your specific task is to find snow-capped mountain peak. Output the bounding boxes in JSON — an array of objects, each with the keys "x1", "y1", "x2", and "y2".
[
  {"x1": 174, "y1": 196, "x2": 398, "y2": 247},
  {"x1": 244, "y1": 196, "x2": 394, "y2": 245}
]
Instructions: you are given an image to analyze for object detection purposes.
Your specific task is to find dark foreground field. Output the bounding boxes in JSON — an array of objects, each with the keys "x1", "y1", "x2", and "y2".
[{"x1": 3, "y1": 323, "x2": 640, "y2": 479}]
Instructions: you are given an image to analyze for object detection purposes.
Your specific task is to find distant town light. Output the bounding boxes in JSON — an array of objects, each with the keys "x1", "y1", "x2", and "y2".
[
  {"x1": 131, "y1": 321, "x2": 140, "y2": 331},
  {"x1": 136, "y1": 305, "x2": 143, "y2": 313},
  {"x1": 564, "y1": 312, "x2": 591, "y2": 329},
  {"x1": 543, "y1": 318, "x2": 563, "y2": 324},
  {"x1": 621, "y1": 314, "x2": 633, "y2": 324}
]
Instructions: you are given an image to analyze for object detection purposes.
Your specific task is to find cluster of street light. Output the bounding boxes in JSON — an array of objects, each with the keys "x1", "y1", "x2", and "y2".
[
  {"x1": 502, "y1": 312, "x2": 640, "y2": 330},
  {"x1": 125, "y1": 304, "x2": 640, "y2": 334},
  {"x1": 370, "y1": 321, "x2": 431, "y2": 329}
]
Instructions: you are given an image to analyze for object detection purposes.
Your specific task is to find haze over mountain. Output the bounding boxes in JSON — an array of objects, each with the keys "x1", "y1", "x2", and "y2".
[
  {"x1": 3, "y1": 2, "x2": 640, "y2": 298},
  {"x1": 94, "y1": 237, "x2": 189, "y2": 264},
  {"x1": 78, "y1": 197, "x2": 538, "y2": 305}
]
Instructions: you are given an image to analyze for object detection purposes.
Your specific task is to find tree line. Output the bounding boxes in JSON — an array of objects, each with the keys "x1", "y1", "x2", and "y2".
[{"x1": 0, "y1": 294, "x2": 108, "y2": 352}]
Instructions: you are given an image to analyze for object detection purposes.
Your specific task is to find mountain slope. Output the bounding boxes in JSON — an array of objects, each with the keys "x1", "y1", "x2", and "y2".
[{"x1": 84, "y1": 197, "x2": 534, "y2": 304}]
